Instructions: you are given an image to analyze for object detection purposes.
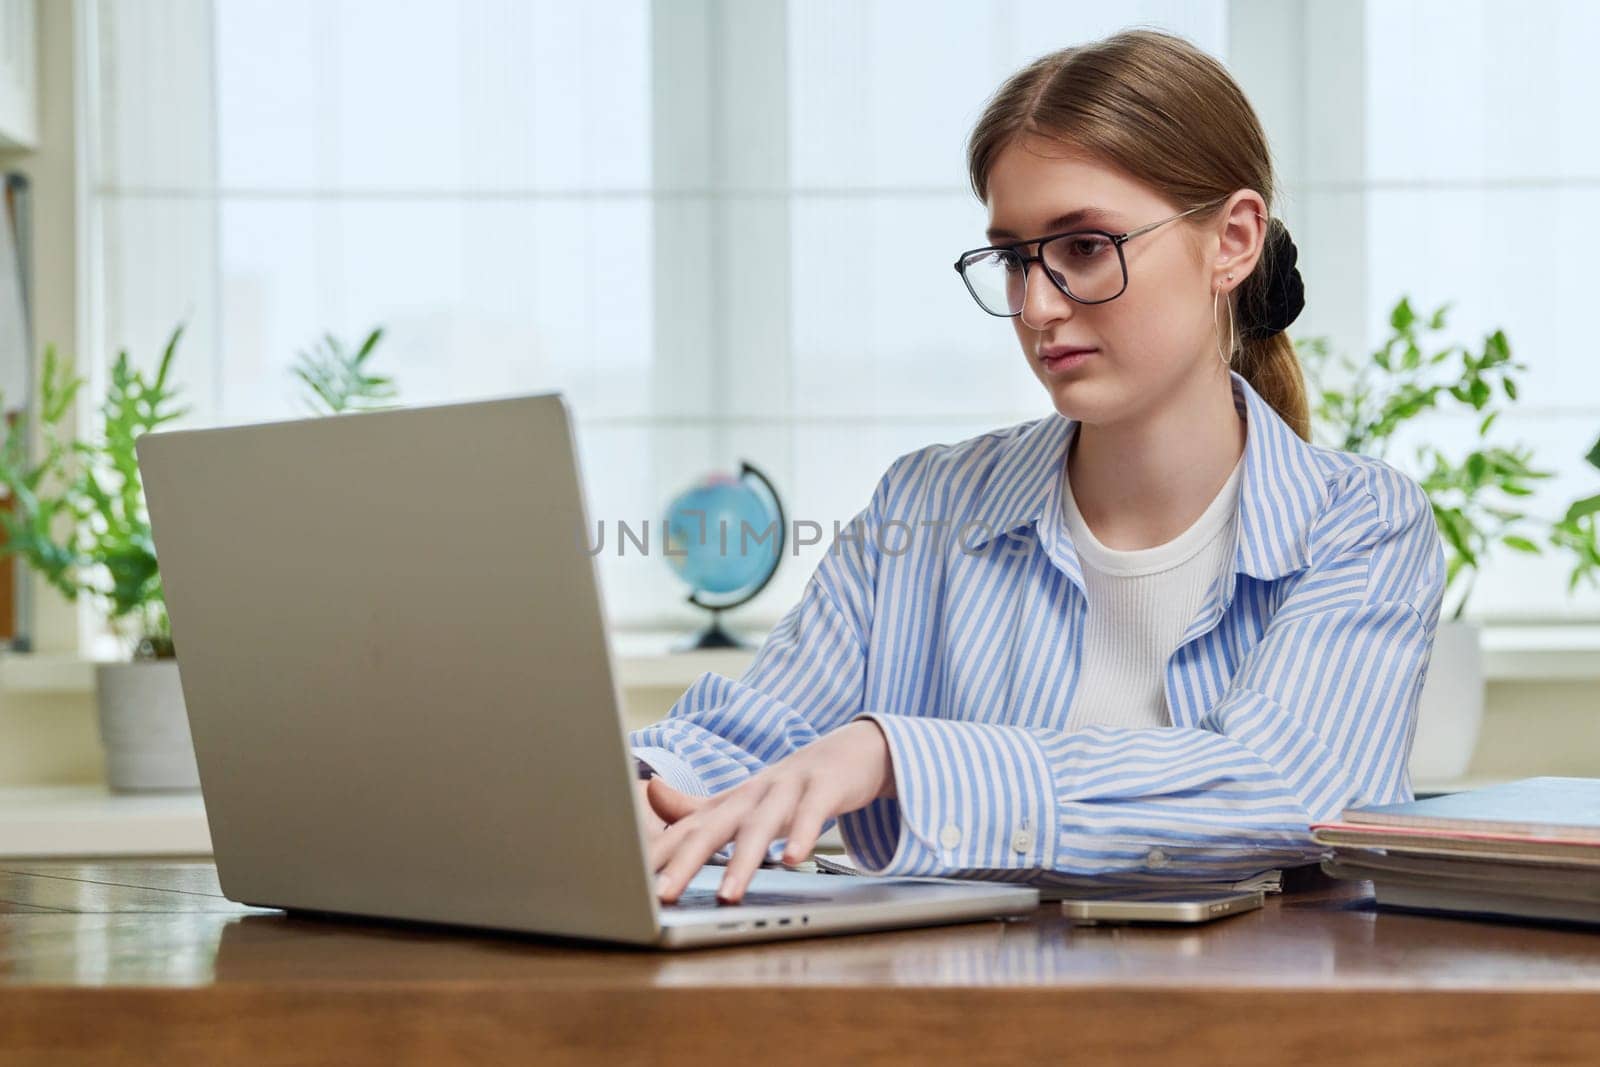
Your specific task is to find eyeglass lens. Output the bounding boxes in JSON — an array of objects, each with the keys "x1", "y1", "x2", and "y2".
[{"x1": 959, "y1": 233, "x2": 1125, "y2": 314}]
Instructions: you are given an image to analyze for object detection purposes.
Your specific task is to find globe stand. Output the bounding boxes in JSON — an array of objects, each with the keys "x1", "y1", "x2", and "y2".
[
  {"x1": 674, "y1": 461, "x2": 786, "y2": 654},
  {"x1": 678, "y1": 610, "x2": 742, "y2": 651}
]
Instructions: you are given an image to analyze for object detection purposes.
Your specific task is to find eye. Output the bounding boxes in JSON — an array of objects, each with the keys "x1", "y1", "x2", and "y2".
[
  {"x1": 1064, "y1": 235, "x2": 1113, "y2": 258},
  {"x1": 971, "y1": 250, "x2": 1022, "y2": 274}
]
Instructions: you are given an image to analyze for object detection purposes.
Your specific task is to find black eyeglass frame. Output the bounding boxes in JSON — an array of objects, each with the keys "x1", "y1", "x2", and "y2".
[{"x1": 952, "y1": 199, "x2": 1226, "y2": 317}]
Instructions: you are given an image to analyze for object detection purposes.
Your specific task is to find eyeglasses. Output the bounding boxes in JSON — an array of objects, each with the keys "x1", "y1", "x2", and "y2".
[{"x1": 953, "y1": 199, "x2": 1225, "y2": 317}]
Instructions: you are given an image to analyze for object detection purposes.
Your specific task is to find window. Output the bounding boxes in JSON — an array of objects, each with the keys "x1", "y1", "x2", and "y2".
[
  {"x1": 1345, "y1": 0, "x2": 1600, "y2": 621},
  {"x1": 106, "y1": 2, "x2": 1600, "y2": 635},
  {"x1": 85, "y1": 0, "x2": 1227, "y2": 635}
]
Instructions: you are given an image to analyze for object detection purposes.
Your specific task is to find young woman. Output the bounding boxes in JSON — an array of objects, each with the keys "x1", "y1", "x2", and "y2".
[{"x1": 631, "y1": 29, "x2": 1446, "y2": 906}]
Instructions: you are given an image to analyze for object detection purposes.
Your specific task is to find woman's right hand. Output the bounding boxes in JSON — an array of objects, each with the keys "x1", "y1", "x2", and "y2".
[{"x1": 635, "y1": 777, "x2": 669, "y2": 849}]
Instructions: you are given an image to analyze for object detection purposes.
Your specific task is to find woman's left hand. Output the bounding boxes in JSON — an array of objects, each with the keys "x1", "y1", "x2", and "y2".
[{"x1": 644, "y1": 719, "x2": 896, "y2": 905}]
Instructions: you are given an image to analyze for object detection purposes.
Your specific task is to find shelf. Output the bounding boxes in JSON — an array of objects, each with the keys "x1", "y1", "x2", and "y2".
[{"x1": 0, "y1": 785, "x2": 211, "y2": 858}]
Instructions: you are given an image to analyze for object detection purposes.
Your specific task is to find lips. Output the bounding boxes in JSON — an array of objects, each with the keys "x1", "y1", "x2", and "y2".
[{"x1": 1039, "y1": 345, "x2": 1097, "y2": 372}]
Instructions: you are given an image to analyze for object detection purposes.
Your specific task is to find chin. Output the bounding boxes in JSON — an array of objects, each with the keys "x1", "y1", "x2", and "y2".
[{"x1": 1043, "y1": 375, "x2": 1126, "y2": 425}]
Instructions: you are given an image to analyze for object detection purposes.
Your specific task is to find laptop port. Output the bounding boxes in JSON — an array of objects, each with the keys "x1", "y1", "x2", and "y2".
[
  {"x1": 778, "y1": 918, "x2": 791, "y2": 925},
  {"x1": 754, "y1": 920, "x2": 767, "y2": 928}
]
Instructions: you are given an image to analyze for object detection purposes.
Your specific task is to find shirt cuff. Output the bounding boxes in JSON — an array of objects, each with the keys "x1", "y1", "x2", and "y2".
[
  {"x1": 631, "y1": 746, "x2": 710, "y2": 798},
  {"x1": 835, "y1": 712, "x2": 1057, "y2": 876}
]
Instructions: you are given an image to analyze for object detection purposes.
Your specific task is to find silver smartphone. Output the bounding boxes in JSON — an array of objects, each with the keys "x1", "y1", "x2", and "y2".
[{"x1": 1060, "y1": 888, "x2": 1265, "y2": 925}]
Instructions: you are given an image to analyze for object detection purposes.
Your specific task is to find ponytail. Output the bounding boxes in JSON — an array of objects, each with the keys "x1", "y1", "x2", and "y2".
[{"x1": 1236, "y1": 331, "x2": 1310, "y2": 442}]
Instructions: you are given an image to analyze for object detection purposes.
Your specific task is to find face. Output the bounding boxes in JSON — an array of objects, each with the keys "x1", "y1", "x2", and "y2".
[{"x1": 980, "y1": 135, "x2": 1263, "y2": 425}]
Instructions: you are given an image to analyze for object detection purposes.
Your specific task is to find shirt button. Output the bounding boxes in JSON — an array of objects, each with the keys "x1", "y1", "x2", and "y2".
[
  {"x1": 1010, "y1": 828, "x2": 1033, "y2": 855},
  {"x1": 1146, "y1": 848, "x2": 1169, "y2": 869},
  {"x1": 939, "y1": 824, "x2": 963, "y2": 849}
]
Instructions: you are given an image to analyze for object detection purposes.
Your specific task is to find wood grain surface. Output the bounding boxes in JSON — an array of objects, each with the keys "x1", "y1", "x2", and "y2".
[{"x1": 1, "y1": 860, "x2": 1598, "y2": 1065}]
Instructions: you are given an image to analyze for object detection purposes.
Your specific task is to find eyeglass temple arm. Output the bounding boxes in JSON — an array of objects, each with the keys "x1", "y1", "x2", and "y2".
[{"x1": 1120, "y1": 204, "x2": 1271, "y2": 249}]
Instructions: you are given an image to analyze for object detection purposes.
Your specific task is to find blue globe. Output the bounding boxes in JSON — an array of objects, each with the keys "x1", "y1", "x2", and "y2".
[{"x1": 663, "y1": 469, "x2": 783, "y2": 598}]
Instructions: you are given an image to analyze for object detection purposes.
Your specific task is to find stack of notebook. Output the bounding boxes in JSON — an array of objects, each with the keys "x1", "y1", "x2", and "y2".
[{"x1": 1311, "y1": 776, "x2": 1600, "y2": 926}]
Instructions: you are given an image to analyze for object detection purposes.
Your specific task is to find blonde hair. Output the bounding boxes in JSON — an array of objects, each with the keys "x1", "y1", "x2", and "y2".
[{"x1": 966, "y1": 29, "x2": 1310, "y2": 441}]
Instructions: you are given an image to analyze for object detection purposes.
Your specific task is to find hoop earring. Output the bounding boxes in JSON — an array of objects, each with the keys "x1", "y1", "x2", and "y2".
[{"x1": 1213, "y1": 273, "x2": 1237, "y2": 366}]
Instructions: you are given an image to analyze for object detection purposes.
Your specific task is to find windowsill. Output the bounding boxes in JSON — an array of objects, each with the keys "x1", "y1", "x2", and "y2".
[
  {"x1": 0, "y1": 784, "x2": 211, "y2": 858},
  {"x1": 1473, "y1": 625, "x2": 1600, "y2": 681},
  {"x1": 0, "y1": 631, "x2": 766, "y2": 696},
  {"x1": 4, "y1": 624, "x2": 1600, "y2": 695}
]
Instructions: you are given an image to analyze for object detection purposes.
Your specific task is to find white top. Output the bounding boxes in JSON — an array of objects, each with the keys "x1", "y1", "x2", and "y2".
[{"x1": 1059, "y1": 427, "x2": 1245, "y2": 731}]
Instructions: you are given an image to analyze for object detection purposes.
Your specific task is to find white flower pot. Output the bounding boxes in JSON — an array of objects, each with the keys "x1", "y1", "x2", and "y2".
[
  {"x1": 94, "y1": 660, "x2": 200, "y2": 792},
  {"x1": 1407, "y1": 618, "x2": 1485, "y2": 785}
]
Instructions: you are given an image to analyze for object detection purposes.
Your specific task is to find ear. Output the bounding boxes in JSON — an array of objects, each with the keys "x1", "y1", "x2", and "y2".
[{"x1": 1212, "y1": 190, "x2": 1269, "y2": 295}]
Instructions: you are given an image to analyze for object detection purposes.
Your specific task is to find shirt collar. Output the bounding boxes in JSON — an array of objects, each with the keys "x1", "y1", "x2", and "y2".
[{"x1": 966, "y1": 370, "x2": 1324, "y2": 584}]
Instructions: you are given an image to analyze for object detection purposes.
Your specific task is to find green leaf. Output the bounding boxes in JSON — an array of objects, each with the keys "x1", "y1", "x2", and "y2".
[
  {"x1": 1436, "y1": 507, "x2": 1476, "y2": 565},
  {"x1": 1566, "y1": 494, "x2": 1600, "y2": 523},
  {"x1": 354, "y1": 326, "x2": 384, "y2": 365},
  {"x1": 1485, "y1": 329, "x2": 1510, "y2": 362},
  {"x1": 1584, "y1": 433, "x2": 1600, "y2": 472},
  {"x1": 1501, "y1": 535, "x2": 1540, "y2": 554},
  {"x1": 1390, "y1": 297, "x2": 1415, "y2": 332}
]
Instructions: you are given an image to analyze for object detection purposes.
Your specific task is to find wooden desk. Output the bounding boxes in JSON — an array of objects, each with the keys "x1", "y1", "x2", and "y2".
[{"x1": 1, "y1": 861, "x2": 1598, "y2": 1065}]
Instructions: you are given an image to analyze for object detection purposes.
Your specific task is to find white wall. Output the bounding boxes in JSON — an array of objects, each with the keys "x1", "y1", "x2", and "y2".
[
  {"x1": 0, "y1": 0, "x2": 81, "y2": 655},
  {"x1": 0, "y1": 0, "x2": 36, "y2": 149}
]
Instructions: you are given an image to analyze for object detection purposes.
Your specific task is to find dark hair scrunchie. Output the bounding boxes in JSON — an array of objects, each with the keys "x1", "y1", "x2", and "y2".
[{"x1": 1238, "y1": 217, "x2": 1305, "y2": 341}]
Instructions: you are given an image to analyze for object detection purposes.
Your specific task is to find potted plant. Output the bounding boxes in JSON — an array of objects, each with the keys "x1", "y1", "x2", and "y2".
[
  {"x1": 291, "y1": 327, "x2": 394, "y2": 414},
  {"x1": 1552, "y1": 439, "x2": 1600, "y2": 592},
  {"x1": 0, "y1": 326, "x2": 192, "y2": 790},
  {"x1": 1299, "y1": 297, "x2": 1572, "y2": 784},
  {"x1": 0, "y1": 324, "x2": 396, "y2": 792}
]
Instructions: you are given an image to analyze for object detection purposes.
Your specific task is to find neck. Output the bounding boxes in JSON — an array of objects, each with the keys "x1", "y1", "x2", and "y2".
[{"x1": 1066, "y1": 365, "x2": 1246, "y2": 551}]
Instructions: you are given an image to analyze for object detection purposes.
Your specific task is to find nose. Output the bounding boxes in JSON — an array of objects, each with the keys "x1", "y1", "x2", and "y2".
[{"x1": 1019, "y1": 259, "x2": 1075, "y2": 331}]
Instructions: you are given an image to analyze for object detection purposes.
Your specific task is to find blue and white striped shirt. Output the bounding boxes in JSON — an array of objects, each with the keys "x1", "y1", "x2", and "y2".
[{"x1": 630, "y1": 369, "x2": 1447, "y2": 886}]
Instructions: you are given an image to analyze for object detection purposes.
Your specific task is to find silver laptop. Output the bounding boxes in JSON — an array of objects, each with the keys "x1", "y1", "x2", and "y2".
[{"x1": 135, "y1": 392, "x2": 1039, "y2": 948}]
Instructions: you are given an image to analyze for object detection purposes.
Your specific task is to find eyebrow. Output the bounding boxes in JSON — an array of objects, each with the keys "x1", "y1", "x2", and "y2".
[{"x1": 985, "y1": 207, "x2": 1121, "y2": 243}]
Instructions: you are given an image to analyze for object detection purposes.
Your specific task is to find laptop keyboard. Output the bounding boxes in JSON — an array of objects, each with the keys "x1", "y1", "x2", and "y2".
[{"x1": 667, "y1": 888, "x2": 815, "y2": 910}]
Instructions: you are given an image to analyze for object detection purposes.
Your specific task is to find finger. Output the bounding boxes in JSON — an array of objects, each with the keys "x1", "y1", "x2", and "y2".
[
  {"x1": 656, "y1": 819, "x2": 738, "y2": 904},
  {"x1": 780, "y1": 792, "x2": 833, "y2": 865},
  {"x1": 647, "y1": 784, "x2": 733, "y2": 874},
  {"x1": 718, "y1": 780, "x2": 800, "y2": 904},
  {"x1": 646, "y1": 776, "x2": 708, "y2": 823},
  {"x1": 655, "y1": 792, "x2": 759, "y2": 903},
  {"x1": 647, "y1": 808, "x2": 697, "y2": 875}
]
